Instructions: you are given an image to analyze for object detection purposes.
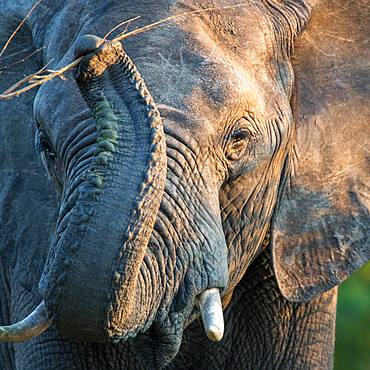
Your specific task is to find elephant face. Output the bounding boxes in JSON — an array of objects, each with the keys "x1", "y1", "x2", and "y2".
[
  {"x1": 32, "y1": 1, "x2": 299, "y2": 363},
  {"x1": 134, "y1": 4, "x2": 294, "y2": 294},
  {"x1": 20, "y1": 0, "x2": 367, "y2": 367}
]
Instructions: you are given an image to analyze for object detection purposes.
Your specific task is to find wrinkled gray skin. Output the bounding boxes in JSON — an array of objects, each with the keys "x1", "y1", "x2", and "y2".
[{"x1": 0, "y1": 0, "x2": 369, "y2": 369}]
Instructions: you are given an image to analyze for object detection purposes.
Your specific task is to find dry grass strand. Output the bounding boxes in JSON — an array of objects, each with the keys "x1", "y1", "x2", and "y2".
[
  {"x1": 0, "y1": 0, "x2": 42, "y2": 60},
  {"x1": 0, "y1": 3, "x2": 247, "y2": 100}
]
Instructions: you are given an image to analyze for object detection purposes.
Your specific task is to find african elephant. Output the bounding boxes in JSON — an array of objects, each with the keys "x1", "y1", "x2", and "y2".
[{"x1": 0, "y1": 0, "x2": 369, "y2": 369}]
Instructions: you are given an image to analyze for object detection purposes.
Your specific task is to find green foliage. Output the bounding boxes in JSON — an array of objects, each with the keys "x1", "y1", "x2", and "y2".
[{"x1": 335, "y1": 262, "x2": 370, "y2": 370}]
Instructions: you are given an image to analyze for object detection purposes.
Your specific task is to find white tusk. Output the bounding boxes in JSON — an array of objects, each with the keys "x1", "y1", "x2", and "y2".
[
  {"x1": 0, "y1": 301, "x2": 50, "y2": 342},
  {"x1": 197, "y1": 288, "x2": 224, "y2": 342}
]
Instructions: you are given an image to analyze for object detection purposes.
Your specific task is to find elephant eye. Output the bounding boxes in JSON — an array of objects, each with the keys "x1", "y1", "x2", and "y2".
[
  {"x1": 35, "y1": 128, "x2": 55, "y2": 166},
  {"x1": 35, "y1": 127, "x2": 62, "y2": 191},
  {"x1": 225, "y1": 129, "x2": 250, "y2": 161}
]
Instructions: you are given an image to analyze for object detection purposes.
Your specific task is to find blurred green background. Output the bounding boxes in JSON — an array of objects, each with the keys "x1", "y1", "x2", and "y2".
[{"x1": 335, "y1": 262, "x2": 370, "y2": 370}]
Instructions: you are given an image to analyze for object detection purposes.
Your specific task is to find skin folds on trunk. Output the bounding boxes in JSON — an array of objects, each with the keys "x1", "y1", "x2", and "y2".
[{"x1": 42, "y1": 40, "x2": 167, "y2": 342}]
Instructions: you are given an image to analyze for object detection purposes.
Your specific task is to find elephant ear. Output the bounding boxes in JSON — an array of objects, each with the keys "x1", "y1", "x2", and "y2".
[
  {"x1": 272, "y1": 0, "x2": 370, "y2": 302},
  {"x1": 0, "y1": 10, "x2": 57, "y2": 259}
]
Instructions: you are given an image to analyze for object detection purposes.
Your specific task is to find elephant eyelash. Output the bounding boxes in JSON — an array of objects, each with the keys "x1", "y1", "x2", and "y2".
[
  {"x1": 35, "y1": 128, "x2": 61, "y2": 187},
  {"x1": 35, "y1": 129, "x2": 56, "y2": 160},
  {"x1": 225, "y1": 129, "x2": 252, "y2": 161},
  {"x1": 230, "y1": 129, "x2": 251, "y2": 143}
]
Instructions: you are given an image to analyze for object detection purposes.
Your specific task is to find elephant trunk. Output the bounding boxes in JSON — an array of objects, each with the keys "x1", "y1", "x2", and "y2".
[{"x1": 42, "y1": 40, "x2": 166, "y2": 342}]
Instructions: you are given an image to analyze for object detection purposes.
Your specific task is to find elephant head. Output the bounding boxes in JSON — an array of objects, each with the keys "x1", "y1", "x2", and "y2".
[{"x1": 0, "y1": 0, "x2": 368, "y2": 367}]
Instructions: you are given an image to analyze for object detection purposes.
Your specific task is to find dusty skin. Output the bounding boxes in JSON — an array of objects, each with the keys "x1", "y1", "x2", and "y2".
[{"x1": 0, "y1": 1, "x2": 369, "y2": 369}]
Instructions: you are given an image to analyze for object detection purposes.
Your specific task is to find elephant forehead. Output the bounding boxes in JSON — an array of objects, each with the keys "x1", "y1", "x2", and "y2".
[
  {"x1": 138, "y1": 54, "x2": 267, "y2": 120},
  {"x1": 132, "y1": 21, "x2": 281, "y2": 131},
  {"x1": 36, "y1": 1, "x2": 286, "y2": 138}
]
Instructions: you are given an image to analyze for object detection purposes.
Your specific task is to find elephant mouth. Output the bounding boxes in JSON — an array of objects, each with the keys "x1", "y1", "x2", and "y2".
[
  {"x1": 133, "y1": 288, "x2": 224, "y2": 368},
  {"x1": 133, "y1": 308, "x2": 191, "y2": 368}
]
